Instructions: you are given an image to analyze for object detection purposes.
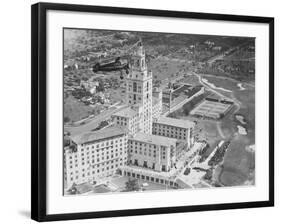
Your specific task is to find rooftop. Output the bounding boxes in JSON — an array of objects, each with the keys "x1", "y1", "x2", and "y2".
[
  {"x1": 155, "y1": 116, "x2": 195, "y2": 129},
  {"x1": 130, "y1": 132, "x2": 177, "y2": 147},
  {"x1": 71, "y1": 126, "x2": 127, "y2": 145},
  {"x1": 112, "y1": 106, "x2": 138, "y2": 118}
]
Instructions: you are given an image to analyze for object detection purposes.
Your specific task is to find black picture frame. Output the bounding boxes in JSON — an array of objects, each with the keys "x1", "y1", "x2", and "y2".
[{"x1": 31, "y1": 2, "x2": 274, "y2": 222}]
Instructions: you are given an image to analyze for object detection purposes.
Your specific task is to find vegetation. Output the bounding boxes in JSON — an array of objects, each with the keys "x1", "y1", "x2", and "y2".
[
  {"x1": 184, "y1": 168, "x2": 191, "y2": 175},
  {"x1": 63, "y1": 137, "x2": 70, "y2": 147},
  {"x1": 199, "y1": 143, "x2": 210, "y2": 156},
  {"x1": 124, "y1": 178, "x2": 140, "y2": 192},
  {"x1": 208, "y1": 141, "x2": 230, "y2": 166},
  {"x1": 64, "y1": 116, "x2": 70, "y2": 123},
  {"x1": 64, "y1": 95, "x2": 94, "y2": 122},
  {"x1": 91, "y1": 120, "x2": 109, "y2": 132},
  {"x1": 203, "y1": 169, "x2": 213, "y2": 180}
]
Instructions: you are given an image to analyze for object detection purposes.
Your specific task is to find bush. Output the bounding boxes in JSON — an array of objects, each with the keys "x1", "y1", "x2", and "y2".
[
  {"x1": 64, "y1": 116, "x2": 70, "y2": 123},
  {"x1": 184, "y1": 168, "x2": 191, "y2": 175},
  {"x1": 125, "y1": 178, "x2": 140, "y2": 191}
]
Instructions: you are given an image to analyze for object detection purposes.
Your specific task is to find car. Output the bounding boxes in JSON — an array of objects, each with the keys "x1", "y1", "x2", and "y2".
[{"x1": 142, "y1": 183, "x2": 149, "y2": 187}]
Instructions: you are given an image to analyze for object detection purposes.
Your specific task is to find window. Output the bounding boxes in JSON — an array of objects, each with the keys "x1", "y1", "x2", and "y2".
[{"x1": 133, "y1": 82, "x2": 137, "y2": 92}]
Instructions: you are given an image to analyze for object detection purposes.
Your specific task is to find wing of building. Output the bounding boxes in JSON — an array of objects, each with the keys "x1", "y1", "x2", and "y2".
[{"x1": 64, "y1": 126, "x2": 128, "y2": 189}]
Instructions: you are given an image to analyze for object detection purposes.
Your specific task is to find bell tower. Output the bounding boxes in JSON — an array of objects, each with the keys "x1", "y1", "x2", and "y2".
[{"x1": 125, "y1": 41, "x2": 153, "y2": 134}]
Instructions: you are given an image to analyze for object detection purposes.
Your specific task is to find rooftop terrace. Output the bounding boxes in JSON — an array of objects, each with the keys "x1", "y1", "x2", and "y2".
[
  {"x1": 71, "y1": 126, "x2": 127, "y2": 145},
  {"x1": 112, "y1": 106, "x2": 138, "y2": 118},
  {"x1": 154, "y1": 116, "x2": 195, "y2": 129},
  {"x1": 130, "y1": 132, "x2": 178, "y2": 147}
]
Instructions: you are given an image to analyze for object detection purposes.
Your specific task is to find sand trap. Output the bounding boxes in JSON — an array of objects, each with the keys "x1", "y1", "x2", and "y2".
[
  {"x1": 246, "y1": 145, "x2": 255, "y2": 153},
  {"x1": 237, "y1": 83, "x2": 246, "y2": 90},
  {"x1": 235, "y1": 115, "x2": 246, "y2": 124},
  {"x1": 237, "y1": 125, "x2": 247, "y2": 135}
]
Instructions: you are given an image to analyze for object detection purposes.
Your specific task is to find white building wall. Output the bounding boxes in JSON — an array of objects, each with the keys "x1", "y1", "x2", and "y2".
[
  {"x1": 128, "y1": 139, "x2": 174, "y2": 172},
  {"x1": 64, "y1": 134, "x2": 128, "y2": 189},
  {"x1": 152, "y1": 123, "x2": 194, "y2": 149}
]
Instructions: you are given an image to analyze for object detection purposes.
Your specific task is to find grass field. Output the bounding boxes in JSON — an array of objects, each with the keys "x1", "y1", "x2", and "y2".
[
  {"x1": 181, "y1": 73, "x2": 202, "y2": 86},
  {"x1": 148, "y1": 58, "x2": 188, "y2": 81},
  {"x1": 170, "y1": 72, "x2": 255, "y2": 187},
  {"x1": 217, "y1": 87, "x2": 255, "y2": 186},
  {"x1": 64, "y1": 95, "x2": 96, "y2": 123},
  {"x1": 201, "y1": 74, "x2": 241, "y2": 91},
  {"x1": 219, "y1": 135, "x2": 255, "y2": 186}
]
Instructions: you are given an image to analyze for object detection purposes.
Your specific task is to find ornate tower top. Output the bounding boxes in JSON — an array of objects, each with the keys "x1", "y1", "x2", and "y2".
[{"x1": 131, "y1": 40, "x2": 146, "y2": 72}]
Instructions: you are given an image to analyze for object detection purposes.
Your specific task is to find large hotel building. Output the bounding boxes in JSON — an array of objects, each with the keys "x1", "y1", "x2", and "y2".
[{"x1": 64, "y1": 42, "x2": 195, "y2": 190}]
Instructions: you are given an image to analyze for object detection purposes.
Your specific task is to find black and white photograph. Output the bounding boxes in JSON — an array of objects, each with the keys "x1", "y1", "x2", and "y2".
[
  {"x1": 63, "y1": 29, "x2": 256, "y2": 195},
  {"x1": 29, "y1": 2, "x2": 274, "y2": 222}
]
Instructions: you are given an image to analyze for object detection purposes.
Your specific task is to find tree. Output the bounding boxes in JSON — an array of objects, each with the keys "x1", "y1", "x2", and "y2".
[
  {"x1": 96, "y1": 80, "x2": 105, "y2": 92},
  {"x1": 64, "y1": 116, "x2": 70, "y2": 123},
  {"x1": 81, "y1": 76, "x2": 88, "y2": 81},
  {"x1": 124, "y1": 178, "x2": 140, "y2": 192}
]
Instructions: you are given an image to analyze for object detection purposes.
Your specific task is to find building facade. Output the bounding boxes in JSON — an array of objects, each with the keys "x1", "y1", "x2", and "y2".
[
  {"x1": 112, "y1": 107, "x2": 140, "y2": 136},
  {"x1": 152, "y1": 87, "x2": 163, "y2": 120},
  {"x1": 153, "y1": 116, "x2": 195, "y2": 148},
  {"x1": 64, "y1": 127, "x2": 128, "y2": 189},
  {"x1": 128, "y1": 133, "x2": 178, "y2": 172}
]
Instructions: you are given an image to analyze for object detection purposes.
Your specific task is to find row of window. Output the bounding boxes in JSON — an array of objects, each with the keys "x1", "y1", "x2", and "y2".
[
  {"x1": 68, "y1": 152, "x2": 124, "y2": 163},
  {"x1": 153, "y1": 125, "x2": 188, "y2": 132},
  {"x1": 68, "y1": 146, "x2": 126, "y2": 160},
  {"x1": 68, "y1": 163, "x2": 124, "y2": 181},
  {"x1": 80, "y1": 137, "x2": 126, "y2": 148},
  {"x1": 129, "y1": 149, "x2": 166, "y2": 159},
  {"x1": 67, "y1": 154, "x2": 127, "y2": 169},
  {"x1": 128, "y1": 142, "x2": 157, "y2": 150},
  {"x1": 124, "y1": 172, "x2": 178, "y2": 187}
]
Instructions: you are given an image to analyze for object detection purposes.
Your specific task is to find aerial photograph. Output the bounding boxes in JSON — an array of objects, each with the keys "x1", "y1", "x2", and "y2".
[{"x1": 63, "y1": 28, "x2": 255, "y2": 195}]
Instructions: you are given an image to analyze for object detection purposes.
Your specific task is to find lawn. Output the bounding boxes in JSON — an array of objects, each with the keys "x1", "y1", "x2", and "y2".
[
  {"x1": 201, "y1": 74, "x2": 240, "y2": 91},
  {"x1": 181, "y1": 73, "x2": 202, "y2": 86},
  {"x1": 215, "y1": 87, "x2": 255, "y2": 186},
  {"x1": 219, "y1": 135, "x2": 255, "y2": 186},
  {"x1": 148, "y1": 58, "x2": 188, "y2": 81},
  {"x1": 64, "y1": 95, "x2": 95, "y2": 123}
]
